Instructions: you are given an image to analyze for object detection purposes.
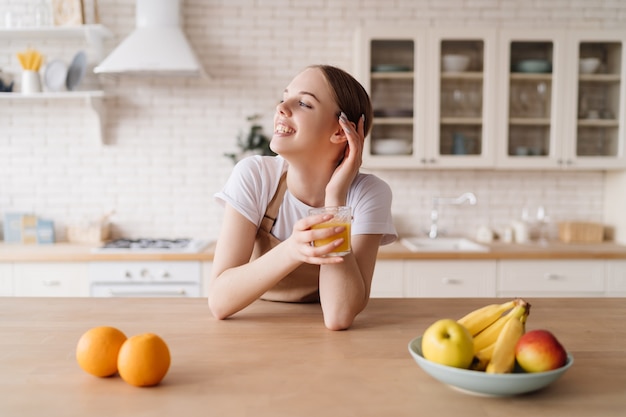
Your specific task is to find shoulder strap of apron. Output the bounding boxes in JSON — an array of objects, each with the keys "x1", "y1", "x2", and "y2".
[{"x1": 259, "y1": 172, "x2": 288, "y2": 233}]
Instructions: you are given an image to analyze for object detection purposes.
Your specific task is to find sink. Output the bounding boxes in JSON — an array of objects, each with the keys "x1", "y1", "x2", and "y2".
[{"x1": 400, "y1": 237, "x2": 490, "y2": 252}]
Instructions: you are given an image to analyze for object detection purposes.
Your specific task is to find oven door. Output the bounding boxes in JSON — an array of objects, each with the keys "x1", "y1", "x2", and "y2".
[{"x1": 91, "y1": 283, "x2": 200, "y2": 297}]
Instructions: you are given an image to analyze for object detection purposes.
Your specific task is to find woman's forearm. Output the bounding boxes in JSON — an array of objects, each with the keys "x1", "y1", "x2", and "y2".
[
  {"x1": 208, "y1": 241, "x2": 302, "y2": 319},
  {"x1": 318, "y1": 235, "x2": 381, "y2": 330}
]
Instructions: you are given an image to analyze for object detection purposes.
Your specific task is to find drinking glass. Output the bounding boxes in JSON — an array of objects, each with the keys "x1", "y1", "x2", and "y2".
[{"x1": 308, "y1": 206, "x2": 352, "y2": 257}]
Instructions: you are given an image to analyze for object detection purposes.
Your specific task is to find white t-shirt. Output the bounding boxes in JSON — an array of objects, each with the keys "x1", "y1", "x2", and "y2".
[{"x1": 215, "y1": 155, "x2": 397, "y2": 245}]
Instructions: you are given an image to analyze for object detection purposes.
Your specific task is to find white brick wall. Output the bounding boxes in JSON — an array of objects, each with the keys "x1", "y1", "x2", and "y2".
[{"x1": 0, "y1": 0, "x2": 623, "y2": 242}]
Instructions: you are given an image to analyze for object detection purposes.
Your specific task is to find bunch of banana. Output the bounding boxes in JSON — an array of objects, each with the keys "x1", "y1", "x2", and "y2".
[{"x1": 456, "y1": 298, "x2": 530, "y2": 372}]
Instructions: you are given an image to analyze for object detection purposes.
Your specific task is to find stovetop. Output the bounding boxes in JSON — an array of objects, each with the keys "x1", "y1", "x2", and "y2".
[{"x1": 93, "y1": 238, "x2": 210, "y2": 253}]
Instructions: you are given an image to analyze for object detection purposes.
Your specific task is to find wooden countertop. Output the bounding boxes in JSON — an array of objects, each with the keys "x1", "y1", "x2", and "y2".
[
  {"x1": 2, "y1": 239, "x2": 626, "y2": 262},
  {"x1": 1, "y1": 297, "x2": 624, "y2": 417}
]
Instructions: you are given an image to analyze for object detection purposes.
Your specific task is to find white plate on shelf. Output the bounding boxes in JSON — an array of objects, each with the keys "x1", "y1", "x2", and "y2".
[
  {"x1": 66, "y1": 51, "x2": 87, "y2": 91},
  {"x1": 371, "y1": 138, "x2": 412, "y2": 155},
  {"x1": 43, "y1": 60, "x2": 68, "y2": 92}
]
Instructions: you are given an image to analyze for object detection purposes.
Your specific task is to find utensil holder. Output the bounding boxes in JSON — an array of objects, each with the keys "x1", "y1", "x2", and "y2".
[{"x1": 21, "y1": 70, "x2": 42, "y2": 94}]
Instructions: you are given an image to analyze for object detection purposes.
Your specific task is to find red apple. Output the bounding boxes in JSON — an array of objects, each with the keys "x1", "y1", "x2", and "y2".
[{"x1": 515, "y1": 329, "x2": 568, "y2": 373}]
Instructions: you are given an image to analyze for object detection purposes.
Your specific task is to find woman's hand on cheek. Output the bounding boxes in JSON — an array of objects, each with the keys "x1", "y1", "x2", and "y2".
[
  {"x1": 285, "y1": 214, "x2": 346, "y2": 265},
  {"x1": 326, "y1": 113, "x2": 365, "y2": 205}
]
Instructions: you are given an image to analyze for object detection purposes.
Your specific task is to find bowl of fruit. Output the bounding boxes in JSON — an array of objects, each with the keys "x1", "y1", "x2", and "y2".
[{"x1": 408, "y1": 299, "x2": 573, "y2": 396}]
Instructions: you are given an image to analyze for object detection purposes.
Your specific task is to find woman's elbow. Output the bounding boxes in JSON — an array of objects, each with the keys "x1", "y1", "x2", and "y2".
[
  {"x1": 323, "y1": 313, "x2": 356, "y2": 331},
  {"x1": 207, "y1": 296, "x2": 231, "y2": 320}
]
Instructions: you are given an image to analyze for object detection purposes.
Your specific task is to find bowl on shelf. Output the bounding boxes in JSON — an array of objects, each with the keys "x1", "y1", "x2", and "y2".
[
  {"x1": 579, "y1": 57, "x2": 601, "y2": 74},
  {"x1": 513, "y1": 59, "x2": 552, "y2": 73},
  {"x1": 371, "y1": 64, "x2": 411, "y2": 72},
  {"x1": 373, "y1": 109, "x2": 413, "y2": 118},
  {"x1": 371, "y1": 138, "x2": 412, "y2": 155},
  {"x1": 408, "y1": 336, "x2": 574, "y2": 397},
  {"x1": 442, "y1": 54, "x2": 470, "y2": 72}
]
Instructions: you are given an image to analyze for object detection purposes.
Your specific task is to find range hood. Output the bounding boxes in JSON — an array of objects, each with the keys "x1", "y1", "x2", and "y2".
[{"x1": 94, "y1": 0, "x2": 206, "y2": 77}]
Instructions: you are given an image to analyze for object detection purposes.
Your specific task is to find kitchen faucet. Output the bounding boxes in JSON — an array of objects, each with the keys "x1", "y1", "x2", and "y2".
[{"x1": 428, "y1": 192, "x2": 477, "y2": 239}]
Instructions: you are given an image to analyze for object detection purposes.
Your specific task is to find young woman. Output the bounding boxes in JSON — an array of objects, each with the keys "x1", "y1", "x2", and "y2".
[{"x1": 209, "y1": 65, "x2": 397, "y2": 330}]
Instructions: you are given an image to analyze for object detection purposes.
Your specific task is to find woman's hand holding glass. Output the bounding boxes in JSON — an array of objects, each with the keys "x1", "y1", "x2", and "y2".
[{"x1": 286, "y1": 212, "x2": 349, "y2": 265}]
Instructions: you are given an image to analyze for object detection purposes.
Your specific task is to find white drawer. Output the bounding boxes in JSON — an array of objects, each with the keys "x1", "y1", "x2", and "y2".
[
  {"x1": 607, "y1": 260, "x2": 626, "y2": 295},
  {"x1": 91, "y1": 283, "x2": 201, "y2": 298},
  {"x1": 370, "y1": 260, "x2": 404, "y2": 298},
  {"x1": 89, "y1": 261, "x2": 201, "y2": 284},
  {"x1": 404, "y1": 260, "x2": 497, "y2": 297},
  {"x1": 13, "y1": 263, "x2": 89, "y2": 297},
  {"x1": 0, "y1": 264, "x2": 14, "y2": 296},
  {"x1": 498, "y1": 260, "x2": 605, "y2": 296}
]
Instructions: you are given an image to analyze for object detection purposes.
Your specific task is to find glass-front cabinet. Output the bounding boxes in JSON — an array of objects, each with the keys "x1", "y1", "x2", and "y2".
[
  {"x1": 354, "y1": 27, "x2": 496, "y2": 169},
  {"x1": 356, "y1": 26, "x2": 626, "y2": 171},
  {"x1": 566, "y1": 31, "x2": 625, "y2": 169},
  {"x1": 429, "y1": 28, "x2": 496, "y2": 168},
  {"x1": 496, "y1": 29, "x2": 626, "y2": 169},
  {"x1": 495, "y1": 30, "x2": 565, "y2": 169},
  {"x1": 354, "y1": 28, "x2": 425, "y2": 169}
]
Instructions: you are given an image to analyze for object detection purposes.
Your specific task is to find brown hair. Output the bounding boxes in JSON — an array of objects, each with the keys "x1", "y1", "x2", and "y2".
[{"x1": 309, "y1": 65, "x2": 374, "y2": 137}]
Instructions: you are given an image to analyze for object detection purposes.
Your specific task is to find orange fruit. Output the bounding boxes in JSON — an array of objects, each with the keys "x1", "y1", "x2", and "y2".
[
  {"x1": 76, "y1": 326, "x2": 127, "y2": 377},
  {"x1": 117, "y1": 333, "x2": 171, "y2": 387}
]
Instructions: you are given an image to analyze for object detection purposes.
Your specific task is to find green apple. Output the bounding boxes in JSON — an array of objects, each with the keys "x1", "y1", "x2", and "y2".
[
  {"x1": 515, "y1": 329, "x2": 568, "y2": 373},
  {"x1": 421, "y1": 319, "x2": 474, "y2": 369}
]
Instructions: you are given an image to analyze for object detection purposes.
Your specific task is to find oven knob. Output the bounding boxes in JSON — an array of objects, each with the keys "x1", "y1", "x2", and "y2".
[
  {"x1": 140, "y1": 269, "x2": 150, "y2": 279},
  {"x1": 124, "y1": 271, "x2": 132, "y2": 280},
  {"x1": 160, "y1": 270, "x2": 170, "y2": 279}
]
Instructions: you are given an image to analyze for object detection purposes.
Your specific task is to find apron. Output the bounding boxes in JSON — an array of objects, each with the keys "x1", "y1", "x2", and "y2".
[{"x1": 252, "y1": 173, "x2": 320, "y2": 303}]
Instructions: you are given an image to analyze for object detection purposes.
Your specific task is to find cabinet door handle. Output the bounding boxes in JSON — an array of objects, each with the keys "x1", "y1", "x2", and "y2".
[{"x1": 544, "y1": 273, "x2": 561, "y2": 280}]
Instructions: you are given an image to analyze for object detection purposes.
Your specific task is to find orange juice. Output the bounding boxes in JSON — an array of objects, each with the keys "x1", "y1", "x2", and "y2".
[{"x1": 311, "y1": 222, "x2": 351, "y2": 256}]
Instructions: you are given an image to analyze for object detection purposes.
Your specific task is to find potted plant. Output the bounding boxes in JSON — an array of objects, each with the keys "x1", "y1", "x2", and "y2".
[{"x1": 225, "y1": 114, "x2": 276, "y2": 164}]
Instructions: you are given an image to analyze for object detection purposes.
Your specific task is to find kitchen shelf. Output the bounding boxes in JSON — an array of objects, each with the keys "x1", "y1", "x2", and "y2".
[
  {"x1": 0, "y1": 91, "x2": 107, "y2": 144},
  {"x1": 371, "y1": 71, "x2": 414, "y2": 79},
  {"x1": 0, "y1": 25, "x2": 112, "y2": 60},
  {"x1": 578, "y1": 74, "x2": 621, "y2": 83},
  {"x1": 577, "y1": 119, "x2": 619, "y2": 127},
  {"x1": 1, "y1": 24, "x2": 113, "y2": 144},
  {"x1": 509, "y1": 117, "x2": 551, "y2": 126},
  {"x1": 509, "y1": 73, "x2": 553, "y2": 81},
  {"x1": 441, "y1": 117, "x2": 483, "y2": 125},
  {"x1": 440, "y1": 72, "x2": 484, "y2": 80},
  {"x1": 373, "y1": 117, "x2": 413, "y2": 125}
]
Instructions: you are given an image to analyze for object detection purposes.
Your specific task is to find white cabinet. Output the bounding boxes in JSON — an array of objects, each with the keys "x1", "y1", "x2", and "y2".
[
  {"x1": 202, "y1": 261, "x2": 212, "y2": 297},
  {"x1": 355, "y1": 26, "x2": 626, "y2": 171},
  {"x1": 426, "y1": 28, "x2": 498, "y2": 169},
  {"x1": 370, "y1": 260, "x2": 404, "y2": 298},
  {"x1": 0, "y1": 264, "x2": 14, "y2": 296},
  {"x1": 496, "y1": 29, "x2": 626, "y2": 170},
  {"x1": 404, "y1": 260, "x2": 497, "y2": 297},
  {"x1": 498, "y1": 260, "x2": 605, "y2": 297},
  {"x1": 355, "y1": 27, "x2": 497, "y2": 170},
  {"x1": 13, "y1": 263, "x2": 89, "y2": 297},
  {"x1": 606, "y1": 260, "x2": 626, "y2": 295}
]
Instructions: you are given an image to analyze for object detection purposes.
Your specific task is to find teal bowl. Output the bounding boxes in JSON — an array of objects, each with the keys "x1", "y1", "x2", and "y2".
[
  {"x1": 408, "y1": 336, "x2": 573, "y2": 396},
  {"x1": 513, "y1": 59, "x2": 552, "y2": 73}
]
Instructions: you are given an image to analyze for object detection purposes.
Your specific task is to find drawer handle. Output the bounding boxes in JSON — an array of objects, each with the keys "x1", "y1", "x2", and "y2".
[
  {"x1": 441, "y1": 277, "x2": 460, "y2": 285},
  {"x1": 42, "y1": 280, "x2": 61, "y2": 286},
  {"x1": 544, "y1": 273, "x2": 561, "y2": 280}
]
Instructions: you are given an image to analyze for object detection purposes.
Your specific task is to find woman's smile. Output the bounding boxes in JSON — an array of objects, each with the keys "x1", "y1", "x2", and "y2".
[{"x1": 274, "y1": 121, "x2": 295, "y2": 135}]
